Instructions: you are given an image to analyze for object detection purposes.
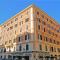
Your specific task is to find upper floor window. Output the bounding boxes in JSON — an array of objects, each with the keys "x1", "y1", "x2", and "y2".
[
  {"x1": 10, "y1": 26, "x2": 13, "y2": 30},
  {"x1": 25, "y1": 18, "x2": 29, "y2": 22},
  {"x1": 41, "y1": 15, "x2": 44, "y2": 18},
  {"x1": 26, "y1": 44, "x2": 29, "y2": 51},
  {"x1": 44, "y1": 37, "x2": 48, "y2": 42},
  {"x1": 4, "y1": 25, "x2": 6, "y2": 27},
  {"x1": 57, "y1": 48, "x2": 60, "y2": 52},
  {"x1": 38, "y1": 34, "x2": 42, "y2": 40},
  {"x1": 50, "y1": 39, "x2": 52, "y2": 43},
  {"x1": 37, "y1": 18, "x2": 41, "y2": 23},
  {"x1": 47, "y1": 18, "x2": 48, "y2": 21},
  {"x1": 26, "y1": 25, "x2": 28, "y2": 30},
  {"x1": 38, "y1": 25, "x2": 40, "y2": 30},
  {"x1": 15, "y1": 24, "x2": 18, "y2": 27},
  {"x1": 11, "y1": 21, "x2": 13, "y2": 24},
  {"x1": 53, "y1": 40, "x2": 56, "y2": 44},
  {"x1": 25, "y1": 34, "x2": 30, "y2": 40},
  {"x1": 20, "y1": 28, "x2": 22, "y2": 32},
  {"x1": 39, "y1": 44, "x2": 42, "y2": 50},
  {"x1": 7, "y1": 28, "x2": 9, "y2": 31},
  {"x1": 19, "y1": 45, "x2": 22, "y2": 51},
  {"x1": 45, "y1": 45, "x2": 48, "y2": 51},
  {"x1": 20, "y1": 15, "x2": 23, "y2": 18},
  {"x1": 15, "y1": 18, "x2": 18, "y2": 21},
  {"x1": 37, "y1": 11, "x2": 39, "y2": 15},
  {"x1": 18, "y1": 36, "x2": 22, "y2": 42},
  {"x1": 50, "y1": 47, "x2": 54, "y2": 52},
  {"x1": 9, "y1": 40, "x2": 11, "y2": 43},
  {"x1": 42, "y1": 21, "x2": 46, "y2": 25}
]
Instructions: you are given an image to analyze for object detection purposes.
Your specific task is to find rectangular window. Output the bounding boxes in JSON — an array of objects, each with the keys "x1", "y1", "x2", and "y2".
[
  {"x1": 18, "y1": 36, "x2": 22, "y2": 42},
  {"x1": 18, "y1": 37, "x2": 21, "y2": 42},
  {"x1": 38, "y1": 34, "x2": 42, "y2": 40},
  {"x1": 15, "y1": 18, "x2": 18, "y2": 21},
  {"x1": 39, "y1": 45, "x2": 42, "y2": 50},
  {"x1": 25, "y1": 34, "x2": 30, "y2": 40},
  {"x1": 25, "y1": 35, "x2": 27, "y2": 40},
  {"x1": 44, "y1": 28, "x2": 45, "y2": 32},
  {"x1": 15, "y1": 24, "x2": 17, "y2": 27},
  {"x1": 44, "y1": 37, "x2": 48, "y2": 42},
  {"x1": 26, "y1": 44, "x2": 29, "y2": 50},
  {"x1": 19, "y1": 45, "x2": 22, "y2": 51},
  {"x1": 10, "y1": 26, "x2": 13, "y2": 30},
  {"x1": 38, "y1": 25, "x2": 40, "y2": 30},
  {"x1": 25, "y1": 18, "x2": 29, "y2": 22},
  {"x1": 37, "y1": 11, "x2": 39, "y2": 15},
  {"x1": 50, "y1": 47, "x2": 53, "y2": 52},
  {"x1": 45, "y1": 45, "x2": 48, "y2": 51}
]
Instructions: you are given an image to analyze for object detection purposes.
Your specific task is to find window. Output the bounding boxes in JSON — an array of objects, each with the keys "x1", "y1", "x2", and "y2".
[
  {"x1": 37, "y1": 18, "x2": 40, "y2": 22},
  {"x1": 18, "y1": 36, "x2": 22, "y2": 42},
  {"x1": 25, "y1": 35, "x2": 27, "y2": 40},
  {"x1": 25, "y1": 34, "x2": 30, "y2": 40},
  {"x1": 38, "y1": 34, "x2": 42, "y2": 40},
  {"x1": 4, "y1": 25, "x2": 6, "y2": 27},
  {"x1": 13, "y1": 39, "x2": 15, "y2": 43},
  {"x1": 7, "y1": 28, "x2": 9, "y2": 31},
  {"x1": 50, "y1": 47, "x2": 53, "y2": 52},
  {"x1": 25, "y1": 18, "x2": 29, "y2": 22},
  {"x1": 53, "y1": 40, "x2": 56, "y2": 44},
  {"x1": 26, "y1": 25, "x2": 28, "y2": 30},
  {"x1": 26, "y1": 44, "x2": 29, "y2": 50},
  {"x1": 26, "y1": 11, "x2": 29, "y2": 14},
  {"x1": 10, "y1": 26, "x2": 13, "y2": 30},
  {"x1": 37, "y1": 11, "x2": 39, "y2": 15},
  {"x1": 42, "y1": 21, "x2": 46, "y2": 25},
  {"x1": 44, "y1": 28, "x2": 45, "y2": 32},
  {"x1": 4, "y1": 48, "x2": 6, "y2": 52},
  {"x1": 20, "y1": 28, "x2": 22, "y2": 32},
  {"x1": 15, "y1": 31, "x2": 16, "y2": 34},
  {"x1": 9, "y1": 40, "x2": 11, "y2": 43},
  {"x1": 5, "y1": 41, "x2": 7, "y2": 44},
  {"x1": 20, "y1": 15, "x2": 23, "y2": 18},
  {"x1": 50, "y1": 39, "x2": 52, "y2": 43},
  {"x1": 7, "y1": 23, "x2": 10, "y2": 26},
  {"x1": 39, "y1": 45, "x2": 42, "y2": 50},
  {"x1": 48, "y1": 30, "x2": 51, "y2": 34},
  {"x1": 0, "y1": 37, "x2": 2, "y2": 40},
  {"x1": 18, "y1": 37, "x2": 21, "y2": 42},
  {"x1": 54, "y1": 47, "x2": 56, "y2": 52},
  {"x1": 47, "y1": 18, "x2": 48, "y2": 21},
  {"x1": 45, "y1": 45, "x2": 48, "y2": 51},
  {"x1": 20, "y1": 21, "x2": 23, "y2": 26},
  {"x1": 38, "y1": 25, "x2": 40, "y2": 30},
  {"x1": 15, "y1": 24, "x2": 17, "y2": 27},
  {"x1": 44, "y1": 37, "x2": 48, "y2": 42},
  {"x1": 57, "y1": 41, "x2": 60, "y2": 45},
  {"x1": 41, "y1": 15, "x2": 44, "y2": 18},
  {"x1": 11, "y1": 21, "x2": 13, "y2": 24},
  {"x1": 15, "y1": 18, "x2": 18, "y2": 21},
  {"x1": 57, "y1": 48, "x2": 60, "y2": 52},
  {"x1": 19, "y1": 45, "x2": 22, "y2": 51}
]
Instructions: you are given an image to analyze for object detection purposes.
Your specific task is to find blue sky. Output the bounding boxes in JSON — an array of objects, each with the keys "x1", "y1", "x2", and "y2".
[{"x1": 0, "y1": 0, "x2": 60, "y2": 24}]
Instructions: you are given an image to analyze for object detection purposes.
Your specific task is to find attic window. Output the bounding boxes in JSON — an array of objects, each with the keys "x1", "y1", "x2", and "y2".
[{"x1": 37, "y1": 11, "x2": 39, "y2": 15}]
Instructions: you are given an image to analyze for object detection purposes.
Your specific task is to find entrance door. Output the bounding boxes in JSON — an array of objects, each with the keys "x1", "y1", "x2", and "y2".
[{"x1": 24, "y1": 56, "x2": 29, "y2": 60}]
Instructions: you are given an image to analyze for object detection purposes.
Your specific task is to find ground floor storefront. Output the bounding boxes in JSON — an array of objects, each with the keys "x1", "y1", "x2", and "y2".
[{"x1": 0, "y1": 51, "x2": 60, "y2": 60}]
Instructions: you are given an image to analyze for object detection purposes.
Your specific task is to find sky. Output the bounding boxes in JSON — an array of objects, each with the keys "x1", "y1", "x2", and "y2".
[{"x1": 0, "y1": 0, "x2": 60, "y2": 24}]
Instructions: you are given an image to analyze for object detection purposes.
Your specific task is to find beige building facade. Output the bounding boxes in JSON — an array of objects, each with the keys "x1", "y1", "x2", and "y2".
[{"x1": 0, "y1": 4, "x2": 60, "y2": 60}]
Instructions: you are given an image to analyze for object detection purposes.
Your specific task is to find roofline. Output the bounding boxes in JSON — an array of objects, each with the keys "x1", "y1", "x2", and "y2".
[
  {"x1": 0, "y1": 4, "x2": 59, "y2": 26},
  {"x1": 33, "y1": 5, "x2": 59, "y2": 25},
  {"x1": 0, "y1": 4, "x2": 35, "y2": 26}
]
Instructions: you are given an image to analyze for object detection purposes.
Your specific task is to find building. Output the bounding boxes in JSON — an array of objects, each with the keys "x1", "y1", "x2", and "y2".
[{"x1": 0, "y1": 4, "x2": 60, "y2": 60}]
